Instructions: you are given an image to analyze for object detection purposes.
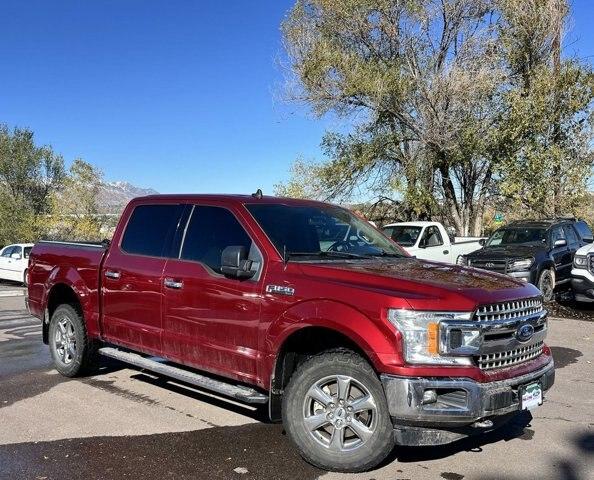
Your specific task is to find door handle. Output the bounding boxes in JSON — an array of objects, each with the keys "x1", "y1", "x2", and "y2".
[
  {"x1": 164, "y1": 278, "x2": 183, "y2": 289},
  {"x1": 105, "y1": 270, "x2": 121, "y2": 280},
  {"x1": 443, "y1": 250, "x2": 449, "y2": 255}
]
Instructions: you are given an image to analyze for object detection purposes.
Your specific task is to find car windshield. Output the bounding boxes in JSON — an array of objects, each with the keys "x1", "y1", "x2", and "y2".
[
  {"x1": 486, "y1": 227, "x2": 547, "y2": 246},
  {"x1": 382, "y1": 225, "x2": 422, "y2": 247},
  {"x1": 246, "y1": 203, "x2": 405, "y2": 259}
]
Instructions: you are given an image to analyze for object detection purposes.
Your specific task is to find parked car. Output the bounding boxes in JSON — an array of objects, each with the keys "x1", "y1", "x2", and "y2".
[
  {"x1": 458, "y1": 219, "x2": 593, "y2": 302},
  {"x1": 27, "y1": 195, "x2": 554, "y2": 472},
  {"x1": 570, "y1": 242, "x2": 594, "y2": 302},
  {"x1": 382, "y1": 221, "x2": 484, "y2": 263},
  {"x1": 0, "y1": 243, "x2": 33, "y2": 285}
]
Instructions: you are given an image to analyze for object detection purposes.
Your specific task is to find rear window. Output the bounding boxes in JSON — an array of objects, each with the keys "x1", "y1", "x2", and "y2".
[
  {"x1": 121, "y1": 204, "x2": 183, "y2": 257},
  {"x1": 574, "y1": 220, "x2": 593, "y2": 242}
]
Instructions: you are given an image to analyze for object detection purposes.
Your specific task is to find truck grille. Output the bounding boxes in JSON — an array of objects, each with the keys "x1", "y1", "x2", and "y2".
[
  {"x1": 469, "y1": 259, "x2": 507, "y2": 273},
  {"x1": 589, "y1": 255, "x2": 594, "y2": 274},
  {"x1": 474, "y1": 297, "x2": 543, "y2": 322},
  {"x1": 478, "y1": 341, "x2": 544, "y2": 370}
]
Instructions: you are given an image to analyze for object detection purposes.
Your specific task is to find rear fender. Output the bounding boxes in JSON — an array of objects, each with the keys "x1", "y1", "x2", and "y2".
[{"x1": 42, "y1": 266, "x2": 101, "y2": 338}]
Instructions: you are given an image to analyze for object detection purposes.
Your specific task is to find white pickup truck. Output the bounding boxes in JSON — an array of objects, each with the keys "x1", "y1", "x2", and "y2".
[{"x1": 382, "y1": 221, "x2": 484, "y2": 264}]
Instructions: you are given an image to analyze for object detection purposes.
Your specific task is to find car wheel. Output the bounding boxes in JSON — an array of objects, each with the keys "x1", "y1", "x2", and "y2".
[
  {"x1": 23, "y1": 269, "x2": 28, "y2": 287},
  {"x1": 282, "y1": 350, "x2": 394, "y2": 472},
  {"x1": 538, "y1": 269, "x2": 555, "y2": 302},
  {"x1": 48, "y1": 304, "x2": 97, "y2": 377}
]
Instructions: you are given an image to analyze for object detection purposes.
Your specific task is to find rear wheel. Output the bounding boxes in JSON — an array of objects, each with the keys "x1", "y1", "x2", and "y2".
[
  {"x1": 538, "y1": 269, "x2": 555, "y2": 302},
  {"x1": 48, "y1": 304, "x2": 97, "y2": 377},
  {"x1": 282, "y1": 350, "x2": 394, "y2": 472},
  {"x1": 22, "y1": 269, "x2": 28, "y2": 287}
]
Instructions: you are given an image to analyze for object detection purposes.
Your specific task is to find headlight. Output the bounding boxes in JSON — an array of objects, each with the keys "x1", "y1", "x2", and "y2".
[
  {"x1": 508, "y1": 258, "x2": 534, "y2": 271},
  {"x1": 574, "y1": 255, "x2": 588, "y2": 269},
  {"x1": 456, "y1": 255, "x2": 468, "y2": 266},
  {"x1": 387, "y1": 309, "x2": 474, "y2": 365}
]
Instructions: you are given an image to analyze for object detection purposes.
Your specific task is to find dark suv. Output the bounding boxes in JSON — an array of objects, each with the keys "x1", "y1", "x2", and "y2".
[{"x1": 458, "y1": 219, "x2": 593, "y2": 301}]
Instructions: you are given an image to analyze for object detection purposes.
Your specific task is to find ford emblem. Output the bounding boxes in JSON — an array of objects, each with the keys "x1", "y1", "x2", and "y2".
[{"x1": 516, "y1": 323, "x2": 535, "y2": 342}]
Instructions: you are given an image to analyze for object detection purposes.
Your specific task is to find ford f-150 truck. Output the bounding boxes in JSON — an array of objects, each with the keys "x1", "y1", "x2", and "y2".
[{"x1": 27, "y1": 194, "x2": 554, "y2": 472}]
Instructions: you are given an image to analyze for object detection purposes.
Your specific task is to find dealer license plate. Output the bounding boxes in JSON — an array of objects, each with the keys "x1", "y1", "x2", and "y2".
[{"x1": 521, "y1": 382, "x2": 543, "y2": 410}]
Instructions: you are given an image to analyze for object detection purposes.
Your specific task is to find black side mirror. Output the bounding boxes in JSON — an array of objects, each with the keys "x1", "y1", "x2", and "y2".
[
  {"x1": 221, "y1": 246, "x2": 255, "y2": 279},
  {"x1": 479, "y1": 238, "x2": 486, "y2": 246}
]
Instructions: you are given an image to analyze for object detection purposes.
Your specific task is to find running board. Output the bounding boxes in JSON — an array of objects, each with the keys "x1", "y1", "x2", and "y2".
[{"x1": 98, "y1": 347, "x2": 268, "y2": 404}]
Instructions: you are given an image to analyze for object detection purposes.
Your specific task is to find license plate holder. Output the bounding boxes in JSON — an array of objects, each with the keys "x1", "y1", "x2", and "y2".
[{"x1": 520, "y1": 382, "x2": 543, "y2": 410}]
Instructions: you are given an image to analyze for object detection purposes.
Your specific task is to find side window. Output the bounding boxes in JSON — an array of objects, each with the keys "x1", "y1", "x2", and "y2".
[
  {"x1": 575, "y1": 220, "x2": 593, "y2": 242},
  {"x1": 180, "y1": 206, "x2": 252, "y2": 274},
  {"x1": 121, "y1": 204, "x2": 183, "y2": 257},
  {"x1": 1, "y1": 246, "x2": 14, "y2": 258},
  {"x1": 11, "y1": 246, "x2": 22, "y2": 258},
  {"x1": 563, "y1": 225, "x2": 579, "y2": 246},
  {"x1": 24, "y1": 247, "x2": 32, "y2": 259},
  {"x1": 550, "y1": 226, "x2": 566, "y2": 246},
  {"x1": 424, "y1": 226, "x2": 443, "y2": 247}
]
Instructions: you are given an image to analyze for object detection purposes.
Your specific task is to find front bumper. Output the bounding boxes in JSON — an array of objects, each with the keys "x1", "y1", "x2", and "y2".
[
  {"x1": 381, "y1": 360, "x2": 554, "y2": 445},
  {"x1": 571, "y1": 274, "x2": 594, "y2": 302}
]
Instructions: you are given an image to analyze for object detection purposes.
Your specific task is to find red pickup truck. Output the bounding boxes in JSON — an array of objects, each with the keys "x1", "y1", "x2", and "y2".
[{"x1": 27, "y1": 194, "x2": 554, "y2": 472}]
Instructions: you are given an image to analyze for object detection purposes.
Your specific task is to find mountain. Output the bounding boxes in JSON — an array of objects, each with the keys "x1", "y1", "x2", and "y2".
[{"x1": 98, "y1": 181, "x2": 159, "y2": 212}]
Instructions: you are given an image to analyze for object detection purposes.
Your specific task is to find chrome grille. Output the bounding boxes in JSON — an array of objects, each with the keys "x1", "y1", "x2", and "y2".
[
  {"x1": 474, "y1": 297, "x2": 543, "y2": 322},
  {"x1": 589, "y1": 255, "x2": 594, "y2": 275},
  {"x1": 478, "y1": 341, "x2": 544, "y2": 370}
]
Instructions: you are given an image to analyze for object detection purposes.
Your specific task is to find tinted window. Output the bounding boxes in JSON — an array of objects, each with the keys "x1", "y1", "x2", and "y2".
[
  {"x1": 121, "y1": 204, "x2": 183, "y2": 257},
  {"x1": 1, "y1": 246, "x2": 14, "y2": 257},
  {"x1": 11, "y1": 246, "x2": 22, "y2": 257},
  {"x1": 563, "y1": 225, "x2": 579, "y2": 245},
  {"x1": 575, "y1": 220, "x2": 593, "y2": 241},
  {"x1": 180, "y1": 206, "x2": 252, "y2": 273},
  {"x1": 24, "y1": 247, "x2": 32, "y2": 259},
  {"x1": 550, "y1": 226, "x2": 566, "y2": 245},
  {"x1": 487, "y1": 228, "x2": 547, "y2": 246}
]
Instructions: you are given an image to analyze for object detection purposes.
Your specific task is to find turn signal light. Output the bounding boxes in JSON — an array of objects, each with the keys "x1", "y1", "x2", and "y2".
[{"x1": 427, "y1": 322, "x2": 439, "y2": 354}]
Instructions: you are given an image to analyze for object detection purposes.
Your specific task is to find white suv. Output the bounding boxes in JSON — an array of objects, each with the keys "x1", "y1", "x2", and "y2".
[{"x1": 571, "y1": 242, "x2": 594, "y2": 302}]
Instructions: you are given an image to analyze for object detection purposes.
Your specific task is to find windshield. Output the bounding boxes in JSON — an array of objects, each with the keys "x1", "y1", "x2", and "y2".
[
  {"x1": 486, "y1": 227, "x2": 547, "y2": 246},
  {"x1": 382, "y1": 225, "x2": 422, "y2": 247},
  {"x1": 246, "y1": 203, "x2": 405, "y2": 259}
]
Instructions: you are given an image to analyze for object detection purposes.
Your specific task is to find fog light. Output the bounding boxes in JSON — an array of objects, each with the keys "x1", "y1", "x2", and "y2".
[{"x1": 422, "y1": 389, "x2": 437, "y2": 405}]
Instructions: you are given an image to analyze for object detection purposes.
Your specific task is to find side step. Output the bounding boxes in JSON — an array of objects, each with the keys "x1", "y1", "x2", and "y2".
[{"x1": 98, "y1": 347, "x2": 268, "y2": 404}]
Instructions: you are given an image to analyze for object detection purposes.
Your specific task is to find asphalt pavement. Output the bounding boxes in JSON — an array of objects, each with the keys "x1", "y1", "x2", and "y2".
[{"x1": 0, "y1": 286, "x2": 592, "y2": 480}]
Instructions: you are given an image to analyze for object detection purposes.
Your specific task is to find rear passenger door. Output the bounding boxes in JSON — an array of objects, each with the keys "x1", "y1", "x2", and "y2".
[
  {"x1": 161, "y1": 204, "x2": 265, "y2": 384},
  {"x1": 562, "y1": 224, "x2": 580, "y2": 282},
  {"x1": 101, "y1": 203, "x2": 185, "y2": 355}
]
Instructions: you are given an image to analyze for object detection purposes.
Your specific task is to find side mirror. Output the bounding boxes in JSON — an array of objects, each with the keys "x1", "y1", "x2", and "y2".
[
  {"x1": 11, "y1": 253, "x2": 21, "y2": 260},
  {"x1": 479, "y1": 238, "x2": 486, "y2": 246},
  {"x1": 554, "y1": 239, "x2": 567, "y2": 247},
  {"x1": 418, "y1": 239, "x2": 426, "y2": 249},
  {"x1": 221, "y1": 246, "x2": 255, "y2": 279},
  {"x1": 583, "y1": 237, "x2": 593, "y2": 244}
]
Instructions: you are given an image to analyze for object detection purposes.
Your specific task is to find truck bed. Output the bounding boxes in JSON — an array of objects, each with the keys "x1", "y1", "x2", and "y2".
[{"x1": 27, "y1": 240, "x2": 107, "y2": 325}]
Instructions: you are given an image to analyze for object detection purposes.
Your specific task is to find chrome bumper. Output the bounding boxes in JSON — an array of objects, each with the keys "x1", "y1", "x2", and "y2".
[{"x1": 381, "y1": 360, "x2": 554, "y2": 445}]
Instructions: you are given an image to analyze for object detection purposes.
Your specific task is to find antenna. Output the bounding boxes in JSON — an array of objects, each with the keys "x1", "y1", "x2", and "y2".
[{"x1": 251, "y1": 188, "x2": 263, "y2": 199}]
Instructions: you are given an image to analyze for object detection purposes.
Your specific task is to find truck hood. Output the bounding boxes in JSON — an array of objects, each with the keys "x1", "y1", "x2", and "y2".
[
  {"x1": 467, "y1": 244, "x2": 545, "y2": 260},
  {"x1": 297, "y1": 258, "x2": 540, "y2": 310}
]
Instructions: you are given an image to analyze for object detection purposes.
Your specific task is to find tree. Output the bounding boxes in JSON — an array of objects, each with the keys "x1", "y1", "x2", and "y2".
[
  {"x1": 279, "y1": 0, "x2": 594, "y2": 233},
  {"x1": 47, "y1": 159, "x2": 107, "y2": 241},
  {"x1": 0, "y1": 125, "x2": 65, "y2": 244}
]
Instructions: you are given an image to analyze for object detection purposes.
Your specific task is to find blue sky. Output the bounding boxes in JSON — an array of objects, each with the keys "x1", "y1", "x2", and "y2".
[{"x1": 1, "y1": 1, "x2": 593, "y2": 194}]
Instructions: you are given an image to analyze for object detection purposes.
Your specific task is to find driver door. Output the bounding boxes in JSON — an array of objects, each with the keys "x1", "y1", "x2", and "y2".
[{"x1": 550, "y1": 226, "x2": 571, "y2": 282}]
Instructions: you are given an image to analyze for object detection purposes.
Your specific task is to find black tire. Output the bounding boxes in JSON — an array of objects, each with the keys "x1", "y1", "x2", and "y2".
[
  {"x1": 282, "y1": 350, "x2": 394, "y2": 472},
  {"x1": 48, "y1": 304, "x2": 98, "y2": 377},
  {"x1": 22, "y1": 269, "x2": 28, "y2": 287},
  {"x1": 538, "y1": 269, "x2": 555, "y2": 302}
]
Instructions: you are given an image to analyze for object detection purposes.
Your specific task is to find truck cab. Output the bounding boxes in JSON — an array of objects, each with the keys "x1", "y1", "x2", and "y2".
[
  {"x1": 382, "y1": 221, "x2": 483, "y2": 264},
  {"x1": 27, "y1": 195, "x2": 554, "y2": 472}
]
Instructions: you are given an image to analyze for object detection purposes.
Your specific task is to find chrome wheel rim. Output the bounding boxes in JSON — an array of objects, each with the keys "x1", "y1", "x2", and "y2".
[
  {"x1": 54, "y1": 318, "x2": 76, "y2": 365},
  {"x1": 302, "y1": 375, "x2": 377, "y2": 452}
]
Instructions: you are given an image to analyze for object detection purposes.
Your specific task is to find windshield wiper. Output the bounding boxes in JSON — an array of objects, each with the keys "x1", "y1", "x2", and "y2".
[
  {"x1": 287, "y1": 251, "x2": 369, "y2": 261},
  {"x1": 365, "y1": 250, "x2": 404, "y2": 258}
]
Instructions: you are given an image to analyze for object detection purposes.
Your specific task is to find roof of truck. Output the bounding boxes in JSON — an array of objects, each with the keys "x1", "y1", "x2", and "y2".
[{"x1": 133, "y1": 193, "x2": 336, "y2": 207}]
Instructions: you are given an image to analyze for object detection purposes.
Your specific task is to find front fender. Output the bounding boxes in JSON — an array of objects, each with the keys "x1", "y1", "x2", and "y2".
[{"x1": 264, "y1": 299, "x2": 402, "y2": 375}]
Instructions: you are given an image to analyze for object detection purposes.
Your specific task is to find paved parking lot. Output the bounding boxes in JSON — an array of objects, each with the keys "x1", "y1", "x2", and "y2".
[{"x1": 0, "y1": 294, "x2": 592, "y2": 480}]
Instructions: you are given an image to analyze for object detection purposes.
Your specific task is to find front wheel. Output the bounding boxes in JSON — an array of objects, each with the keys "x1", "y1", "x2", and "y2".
[
  {"x1": 282, "y1": 350, "x2": 394, "y2": 472},
  {"x1": 538, "y1": 269, "x2": 555, "y2": 302}
]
